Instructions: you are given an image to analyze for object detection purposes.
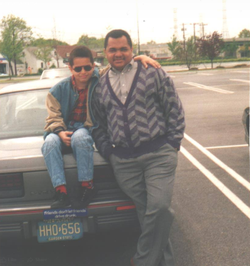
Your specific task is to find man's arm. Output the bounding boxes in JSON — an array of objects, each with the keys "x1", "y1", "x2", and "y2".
[
  {"x1": 134, "y1": 55, "x2": 161, "y2": 69},
  {"x1": 99, "y1": 65, "x2": 110, "y2": 77}
]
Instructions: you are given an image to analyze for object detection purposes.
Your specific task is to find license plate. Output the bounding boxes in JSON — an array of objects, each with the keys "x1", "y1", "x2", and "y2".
[{"x1": 37, "y1": 219, "x2": 83, "y2": 243}]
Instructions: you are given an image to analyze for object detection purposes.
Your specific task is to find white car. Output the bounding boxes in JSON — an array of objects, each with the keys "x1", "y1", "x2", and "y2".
[{"x1": 40, "y1": 68, "x2": 71, "y2": 80}]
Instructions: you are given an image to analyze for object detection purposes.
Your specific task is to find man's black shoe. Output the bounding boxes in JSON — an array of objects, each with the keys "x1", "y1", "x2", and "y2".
[
  {"x1": 51, "y1": 191, "x2": 71, "y2": 209},
  {"x1": 72, "y1": 186, "x2": 97, "y2": 209}
]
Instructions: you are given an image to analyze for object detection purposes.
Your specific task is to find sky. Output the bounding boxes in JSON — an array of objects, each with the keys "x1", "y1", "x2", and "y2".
[{"x1": 0, "y1": 0, "x2": 249, "y2": 45}]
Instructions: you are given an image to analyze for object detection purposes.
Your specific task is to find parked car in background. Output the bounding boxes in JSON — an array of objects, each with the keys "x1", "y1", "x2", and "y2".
[
  {"x1": 0, "y1": 79, "x2": 138, "y2": 244},
  {"x1": 242, "y1": 107, "x2": 249, "y2": 145},
  {"x1": 40, "y1": 68, "x2": 71, "y2": 80}
]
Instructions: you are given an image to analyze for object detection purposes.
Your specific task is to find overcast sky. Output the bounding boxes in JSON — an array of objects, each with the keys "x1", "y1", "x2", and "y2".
[{"x1": 0, "y1": 0, "x2": 249, "y2": 45}]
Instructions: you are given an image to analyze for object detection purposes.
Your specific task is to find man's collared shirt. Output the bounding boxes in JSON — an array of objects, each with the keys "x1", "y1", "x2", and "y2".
[{"x1": 109, "y1": 59, "x2": 138, "y2": 104}]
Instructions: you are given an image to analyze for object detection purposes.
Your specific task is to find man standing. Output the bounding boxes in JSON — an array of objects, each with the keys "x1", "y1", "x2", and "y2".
[{"x1": 92, "y1": 29, "x2": 185, "y2": 266}]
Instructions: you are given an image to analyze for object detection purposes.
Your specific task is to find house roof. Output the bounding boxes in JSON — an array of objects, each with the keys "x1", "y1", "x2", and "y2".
[{"x1": 55, "y1": 45, "x2": 97, "y2": 59}]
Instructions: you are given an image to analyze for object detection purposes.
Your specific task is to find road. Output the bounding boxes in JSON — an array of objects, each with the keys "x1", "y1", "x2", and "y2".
[{"x1": 0, "y1": 67, "x2": 249, "y2": 266}]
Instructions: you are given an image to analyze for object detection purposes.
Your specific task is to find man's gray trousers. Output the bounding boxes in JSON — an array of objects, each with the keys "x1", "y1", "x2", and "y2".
[{"x1": 110, "y1": 143, "x2": 178, "y2": 266}]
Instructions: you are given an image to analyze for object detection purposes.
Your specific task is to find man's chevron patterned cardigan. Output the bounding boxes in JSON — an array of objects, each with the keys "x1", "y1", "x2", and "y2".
[{"x1": 92, "y1": 62, "x2": 185, "y2": 160}]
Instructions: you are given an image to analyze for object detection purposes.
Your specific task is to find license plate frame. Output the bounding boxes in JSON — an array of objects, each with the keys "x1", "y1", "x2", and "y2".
[{"x1": 37, "y1": 218, "x2": 83, "y2": 243}]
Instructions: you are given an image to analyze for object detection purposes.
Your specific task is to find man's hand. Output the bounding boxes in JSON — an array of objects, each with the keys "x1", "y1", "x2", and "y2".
[
  {"x1": 134, "y1": 55, "x2": 161, "y2": 69},
  {"x1": 58, "y1": 131, "x2": 73, "y2": 146}
]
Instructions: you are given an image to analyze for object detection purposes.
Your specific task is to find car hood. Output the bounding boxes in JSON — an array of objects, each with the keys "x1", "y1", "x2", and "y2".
[{"x1": 0, "y1": 136, "x2": 107, "y2": 174}]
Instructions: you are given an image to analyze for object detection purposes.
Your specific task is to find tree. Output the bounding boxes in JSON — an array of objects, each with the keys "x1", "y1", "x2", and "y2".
[
  {"x1": 0, "y1": 14, "x2": 33, "y2": 76},
  {"x1": 238, "y1": 29, "x2": 250, "y2": 38},
  {"x1": 177, "y1": 37, "x2": 199, "y2": 70},
  {"x1": 167, "y1": 36, "x2": 181, "y2": 60},
  {"x1": 197, "y1": 31, "x2": 224, "y2": 69},
  {"x1": 168, "y1": 36, "x2": 199, "y2": 70},
  {"x1": 184, "y1": 37, "x2": 200, "y2": 69},
  {"x1": 77, "y1": 35, "x2": 104, "y2": 49},
  {"x1": 31, "y1": 38, "x2": 68, "y2": 68},
  {"x1": 34, "y1": 38, "x2": 53, "y2": 69},
  {"x1": 31, "y1": 38, "x2": 68, "y2": 47},
  {"x1": 147, "y1": 40, "x2": 156, "y2": 45}
]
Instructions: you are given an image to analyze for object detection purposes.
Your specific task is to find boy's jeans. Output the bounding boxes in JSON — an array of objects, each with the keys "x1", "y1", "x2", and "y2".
[{"x1": 41, "y1": 122, "x2": 94, "y2": 188}]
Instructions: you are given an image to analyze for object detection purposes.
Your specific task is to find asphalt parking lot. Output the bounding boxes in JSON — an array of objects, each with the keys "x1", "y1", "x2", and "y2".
[
  {"x1": 169, "y1": 67, "x2": 249, "y2": 266},
  {"x1": 0, "y1": 67, "x2": 249, "y2": 266}
]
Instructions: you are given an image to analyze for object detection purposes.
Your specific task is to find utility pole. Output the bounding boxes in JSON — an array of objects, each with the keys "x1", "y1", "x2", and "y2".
[
  {"x1": 181, "y1": 23, "x2": 187, "y2": 50},
  {"x1": 136, "y1": 0, "x2": 140, "y2": 55},
  {"x1": 192, "y1": 23, "x2": 200, "y2": 41},
  {"x1": 52, "y1": 17, "x2": 59, "y2": 68},
  {"x1": 181, "y1": 23, "x2": 188, "y2": 64},
  {"x1": 200, "y1": 22, "x2": 208, "y2": 37},
  {"x1": 173, "y1": 8, "x2": 178, "y2": 39},
  {"x1": 222, "y1": 0, "x2": 230, "y2": 38}
]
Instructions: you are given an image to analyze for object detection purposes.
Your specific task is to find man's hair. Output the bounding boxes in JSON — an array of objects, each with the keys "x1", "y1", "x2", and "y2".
[
  {"x1": 69, "y1": 46, "x2": 94, "y2": 66},
  {"x1": 104, "y1": 29, "x2": 132, "y2": 49}
]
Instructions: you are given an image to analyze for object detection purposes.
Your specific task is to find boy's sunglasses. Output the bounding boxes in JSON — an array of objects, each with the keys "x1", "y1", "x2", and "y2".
[{"x1": 73, "y1": 65, "x2": 92, "y2": 72}]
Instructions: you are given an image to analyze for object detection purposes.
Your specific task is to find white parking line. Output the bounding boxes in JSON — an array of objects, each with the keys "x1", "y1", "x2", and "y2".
[
  {"x1": 205, "y1": 144, "x2": 248, "y2": 149},
  {"x1": 184, "y1": 133, "x2": 250, "y2": 191},
  {"x1": 232, "y1": 71, "x2": 250, "y2": 74},
  {"x1": 230, "y1": 79, "x2": 250, "y2": 84},
  {"x1": 181, "y1": 146, "x2": 250, "y2": 219},
  {"x1": 198, "y1": 73, "x2": 213, "y2": 76},
  {"x1": 184, "y1": 82, "x2": 234, "y2": 94}
]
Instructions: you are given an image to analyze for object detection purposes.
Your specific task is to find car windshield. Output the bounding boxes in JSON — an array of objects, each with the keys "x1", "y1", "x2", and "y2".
[
  {"x1": 41, "y1": 68, "x2": 71, "y2": 79},
  {"x1": 0, "y1": 89, "x2": 49, "y2": 139}
]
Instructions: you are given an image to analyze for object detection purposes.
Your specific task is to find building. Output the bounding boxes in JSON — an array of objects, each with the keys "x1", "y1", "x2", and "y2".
[
  {"x1": 0, "y1": 54, "x2": 9, "y2": 76},
  {"x1": 55, "y1": 46, "x2": 104, "y2": 67},
  {"x1": 0, "y1": 48, "x2": 62, "y2": 76},
  {"x1": 223, "y1": 38, "x2": 250, "y2": 58},
  {"x1": 0, "y1": 45, "x2": 104, "y2": 76},
  {"x1": 23, "y1": 46, "x2": 68, "y2": 74},
  {"x1": 140, "y1": 43, "x2": 172, "y2": 60}
]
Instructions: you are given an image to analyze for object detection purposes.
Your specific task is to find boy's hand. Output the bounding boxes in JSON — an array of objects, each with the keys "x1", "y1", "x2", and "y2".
[{"x1": 58, "y1": 131, "x2": 73, "y2": 146}]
